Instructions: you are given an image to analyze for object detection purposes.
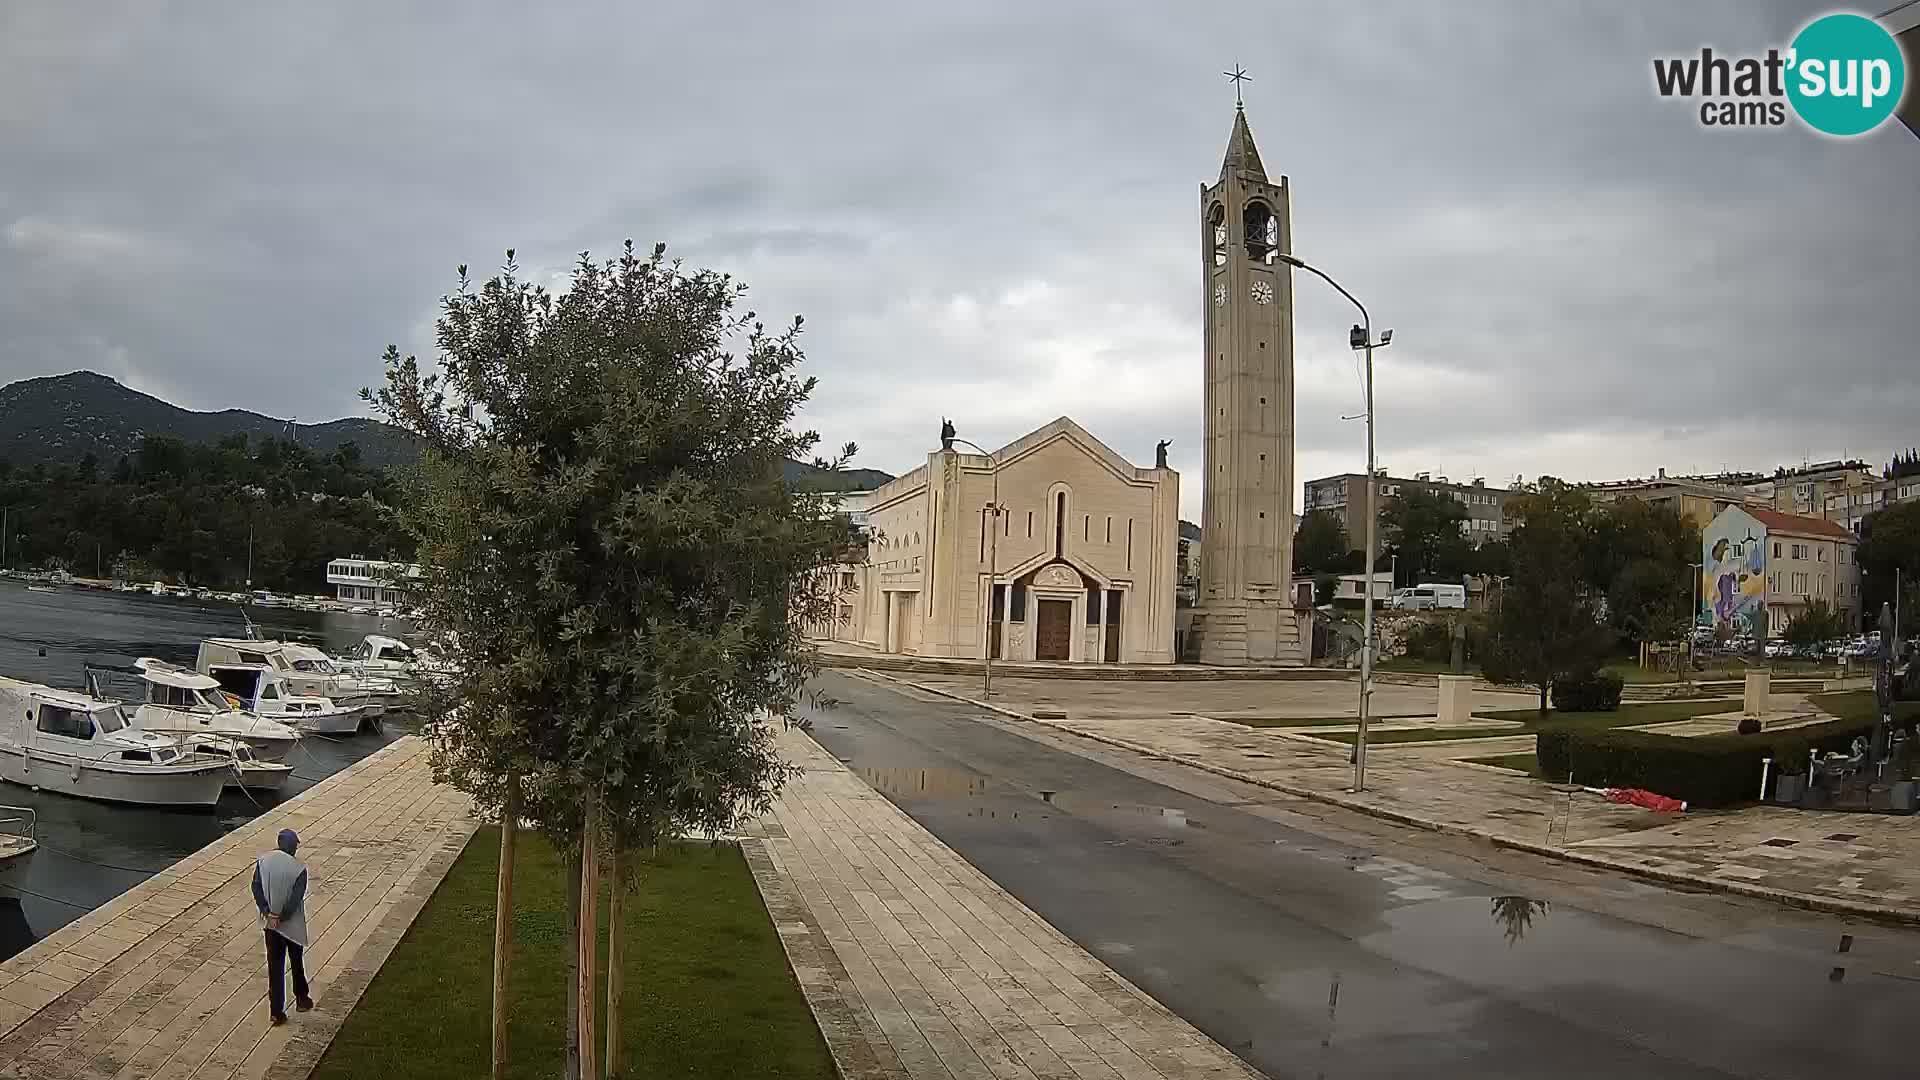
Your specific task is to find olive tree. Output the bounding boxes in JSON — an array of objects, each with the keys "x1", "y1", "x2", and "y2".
[{"x1": 368, "y1": 242, "x2": 858, "y2": 1079}]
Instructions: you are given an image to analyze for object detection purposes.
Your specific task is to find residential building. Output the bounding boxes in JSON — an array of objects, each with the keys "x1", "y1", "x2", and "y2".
[
  {"x1": 1747, "y1": 459, "x2": 1877, "y2": 517},
  {"x1": 1701, "y1": 506, "x2": 1859, "y2": 639},
  {"x1": 1301, "y1": 472, "x2": 1509, "y2": 544},
  {"x1": 1585, "y1": 469, "x2": 1752, "y2": 529},
  {"x1": 324, "y1": 557, "x2": 421, "y2": 606},
  {"x1": 826, "y1": 417, "x2": 1180, "y2": 664}
]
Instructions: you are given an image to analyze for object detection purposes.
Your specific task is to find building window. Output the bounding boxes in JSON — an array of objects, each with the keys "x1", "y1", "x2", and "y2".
[
  {"x1": 1773, "y1": 542, "x2": 1781, "y2": 558},
  {"x1": 1087, "y1": 586, "x2": 1101, "y2": 625},
  {"x1": 1010, "y1": 583, "x2": 1027, "y2": 622}
]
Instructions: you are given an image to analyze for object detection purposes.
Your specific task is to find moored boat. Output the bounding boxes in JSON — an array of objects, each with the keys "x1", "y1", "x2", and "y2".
[
  {"x1": 0, "y1": 677, "x2": 230, "y2": 807},
  {"x1": 112, "y1": 659, "x2": 304, "y2": 761}
]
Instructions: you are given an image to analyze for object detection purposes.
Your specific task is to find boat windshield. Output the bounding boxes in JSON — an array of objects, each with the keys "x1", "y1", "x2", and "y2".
[
  {"x1": 197, "y1": 688, "x2": 237, "y2": 712},
  {"x1": 93, "y1": 705, "x2": 130, "y2": 733},
  {"x1": 293, "y1": 658, "x2": 337, "y2": 674}
]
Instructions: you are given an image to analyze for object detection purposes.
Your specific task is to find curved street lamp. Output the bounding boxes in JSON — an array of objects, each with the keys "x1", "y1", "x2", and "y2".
[
  {"x1": 949, "y1": 435, "x2": 1002, "y2": 699},
  {"x1": 1276, "y1": 253, "x2": 1392, "y2": 792}
]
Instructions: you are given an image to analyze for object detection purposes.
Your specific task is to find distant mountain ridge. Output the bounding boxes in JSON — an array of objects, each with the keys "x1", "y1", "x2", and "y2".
[
  {"x1": 0, "y1": 371, "x2": 420, "y2": 468},
  {"x1": 0, "y1": 371, "x2": 893, "y2": 488}
]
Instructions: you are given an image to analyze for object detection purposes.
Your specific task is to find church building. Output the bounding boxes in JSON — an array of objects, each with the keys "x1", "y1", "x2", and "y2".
[
  {"x1": 835, "y1": 418, "x2": 1180, "y2": 664},
  {"x1": 822, "y1": 98, "x2": 1306, "y2": 666}
]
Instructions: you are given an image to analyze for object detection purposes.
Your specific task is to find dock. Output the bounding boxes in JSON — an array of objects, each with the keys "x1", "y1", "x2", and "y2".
[{"x1": 0, "y1": 737, "x2": 473, "y2": 1080}]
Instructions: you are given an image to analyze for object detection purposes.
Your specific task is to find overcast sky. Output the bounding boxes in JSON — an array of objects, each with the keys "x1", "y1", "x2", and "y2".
[{"x1": 3, "y1": 2, "x2": 1915, "y2": 517}]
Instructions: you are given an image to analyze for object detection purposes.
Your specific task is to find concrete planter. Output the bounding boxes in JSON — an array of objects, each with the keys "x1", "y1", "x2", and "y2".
[
  {"x1": 1891, "y1": 781, "x2": 1918, "y2": 814},
  {"x1": 1773, "y1": 774, "x2": 1805, "y2": 805}
]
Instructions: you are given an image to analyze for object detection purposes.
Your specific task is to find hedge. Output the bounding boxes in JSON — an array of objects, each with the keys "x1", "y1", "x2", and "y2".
[
  {"x1": 1535, "y1": 715, "x2": 1880, "y2": 808},
  {"x1": 1550, "y1": 670, "x2": 1624, "y2": 712}
]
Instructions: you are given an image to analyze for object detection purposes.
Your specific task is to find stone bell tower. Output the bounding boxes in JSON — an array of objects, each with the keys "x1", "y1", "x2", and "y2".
[{"x1": 1191, "y1": 103, "x2": 1303, "y2": 665}]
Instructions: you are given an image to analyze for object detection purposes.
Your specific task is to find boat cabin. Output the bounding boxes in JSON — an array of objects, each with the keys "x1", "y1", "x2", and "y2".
[{"x1": 0, "y1": 678, "x2": 192, "y2": 765}]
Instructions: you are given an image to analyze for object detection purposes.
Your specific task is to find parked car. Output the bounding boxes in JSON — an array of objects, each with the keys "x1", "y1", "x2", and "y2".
[{"x1": 1388, "y1": 584, "x2": 1467, "y2": 611}]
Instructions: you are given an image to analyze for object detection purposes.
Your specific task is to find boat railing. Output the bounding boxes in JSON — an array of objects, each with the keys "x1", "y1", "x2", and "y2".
[{"x1": 0, "y1": 806, "x2": 38, "y2": 843}]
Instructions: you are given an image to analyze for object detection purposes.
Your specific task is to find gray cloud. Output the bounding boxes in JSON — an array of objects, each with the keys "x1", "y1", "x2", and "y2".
[{"x1": 1, "y1": 1, "x2": 1914, "y2": 517}]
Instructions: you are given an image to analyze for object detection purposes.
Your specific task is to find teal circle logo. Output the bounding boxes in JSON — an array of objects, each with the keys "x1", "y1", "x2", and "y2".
[{"x1": 1786, "y1": 13, "x2": 1907, "y2": 136}]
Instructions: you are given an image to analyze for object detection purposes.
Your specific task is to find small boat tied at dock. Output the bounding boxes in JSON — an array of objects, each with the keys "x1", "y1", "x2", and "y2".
[
  {"x1": 106, "y1": 659, "x2": 304, "y2": 761},
  {"x1": 0, "y1": 676, "x2": 231, "y2": 807},
  {"x1": 199, "y1": 660, "x2": 367, "y2": 736}
]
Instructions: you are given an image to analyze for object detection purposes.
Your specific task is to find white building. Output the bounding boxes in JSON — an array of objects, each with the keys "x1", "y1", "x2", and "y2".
[
  {"x1": 325, "y1": 557, "x2": 421, "y2": 606},
  {"x1": 825, "y1": 417, "x2": 1180, "y2": 664}
]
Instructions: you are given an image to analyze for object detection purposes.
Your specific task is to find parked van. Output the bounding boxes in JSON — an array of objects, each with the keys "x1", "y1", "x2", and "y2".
[{"x1": 1388, "y1": 583, "x2": 1466, "y2": 611}]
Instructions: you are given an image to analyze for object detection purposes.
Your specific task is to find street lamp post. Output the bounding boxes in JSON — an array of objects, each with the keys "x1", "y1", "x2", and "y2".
[
  {"x1": 1278, "y1": 253, "x2": 1391, "y2": 792},
  {"x1": 950, "y1": 436, "x2": 1001, "y2": 700}
]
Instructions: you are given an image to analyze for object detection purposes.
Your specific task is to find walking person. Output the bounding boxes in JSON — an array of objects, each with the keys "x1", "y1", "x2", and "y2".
[{"x1": 253, "y1": 828, "x2": 313, "y2": 1025}]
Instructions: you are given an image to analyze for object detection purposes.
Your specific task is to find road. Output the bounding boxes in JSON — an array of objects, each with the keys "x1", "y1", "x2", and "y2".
[{"x1": 800, "y1": 669, "x2": 1920, "y2": 1080}]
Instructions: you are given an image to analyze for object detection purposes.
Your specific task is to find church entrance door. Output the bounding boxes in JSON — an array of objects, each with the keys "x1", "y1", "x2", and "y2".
[{"x1": 1035, "y1": 600, "x2": 1072, "y2": 661}]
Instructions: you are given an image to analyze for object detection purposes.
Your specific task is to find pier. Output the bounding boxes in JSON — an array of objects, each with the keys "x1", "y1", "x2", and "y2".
[{"x1": 0, "y1": 737, "x2": 472, "y2": 1079}]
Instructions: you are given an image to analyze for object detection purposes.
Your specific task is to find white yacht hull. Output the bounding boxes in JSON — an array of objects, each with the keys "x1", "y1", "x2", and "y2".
[
  {"x1": 229, "y1": 760, "x2": 293, "y2": 792},
  {"x1": 135, "y1": 723, "x2": 300, "y2": 763},
  {"x1": 0, "y1": 747, "x2": 227, "y2": 807},
  {"x1": 290, "y1": 706, "x2": 366, "y2": 736}
]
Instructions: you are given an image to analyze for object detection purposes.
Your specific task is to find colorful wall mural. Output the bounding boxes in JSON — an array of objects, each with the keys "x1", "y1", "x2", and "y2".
[{"x1": 1702, "y1": 508, "x2": 1767, "y2": 638}]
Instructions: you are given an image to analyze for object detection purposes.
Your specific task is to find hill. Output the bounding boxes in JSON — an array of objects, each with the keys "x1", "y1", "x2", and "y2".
[
  {"x1": 782, "y1": 459, "x2": 892, "y2": 491},
  {"x1": 0, "y1": 371, "x2": 894, "y2": 486},
  {"x1": 0, "y1": 371, "x2": 419, "y2": 468}
]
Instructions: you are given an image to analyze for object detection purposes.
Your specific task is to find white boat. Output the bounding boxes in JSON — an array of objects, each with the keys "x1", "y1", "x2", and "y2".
[
  {"x1": 0, "y1": 805, "x2": 35, "y2": 888},
  {"x1": 115, "y1": 659, "x2": 304, "y2": 761},
  {"x1": 172, "y1": 734, "x2": 292, "y2": 792},
  {"x1": 0, "y1": 677, "x2": 231, "y2": 807},
  {"x1": 197, "y1": 638, "x2": 389, "y2": 719},
  {"x1": 336, "y1": 633, "x2": 422, "y2": 680},
  {"x1": 200, "y1": 661, "x2": 366, "y2": 735},
  {"x1": 280, "y1": 643, "x2": 403, "y2": 714}
]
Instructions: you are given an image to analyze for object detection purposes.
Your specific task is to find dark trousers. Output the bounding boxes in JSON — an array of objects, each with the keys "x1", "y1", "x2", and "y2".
[{"x1": 265, "y1": 929, "x2": 309, "y2": 1018}]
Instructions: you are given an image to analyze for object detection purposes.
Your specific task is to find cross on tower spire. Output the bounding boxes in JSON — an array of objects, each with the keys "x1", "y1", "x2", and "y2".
[{"x1": 1222, "y1": 64, "x2": 1251, "y2": 108}]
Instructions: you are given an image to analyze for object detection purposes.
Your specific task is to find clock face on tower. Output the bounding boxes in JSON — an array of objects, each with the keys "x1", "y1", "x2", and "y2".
[
  {"x1": 1250, "y1": 280, "x2": 1274, "y2": 305},
  {"x1": 1213, "y1": 282, "x2": 1227, "y2": 307}
]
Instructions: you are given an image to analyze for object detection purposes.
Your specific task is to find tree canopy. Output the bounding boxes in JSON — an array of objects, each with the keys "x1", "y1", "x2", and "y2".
[
  {"x1": 1380, "y1": 486, "x2": 1468, "y2": 586},
  {"x1": 367, "y1": 242, "x2": 857, "y2": 850},
  {"x1": 0, "y1": 433, "x2": 409, "y2": 589},
  {"x1": 1292, "y1": 510, "x2": 1353, "y2": 575},
  {"x1": 1858, "y1": 500, "x2": 1920, "y2": 626},
  {"x1": 1478, "y1": 479, "x2": 1610, "y2": 710},
  {"x1": 1783, "y1": 599, "x2": 1846, "y2": 648}
]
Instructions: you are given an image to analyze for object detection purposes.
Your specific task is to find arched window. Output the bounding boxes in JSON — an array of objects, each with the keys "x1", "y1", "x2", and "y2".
[
  {"x1": 1243, "y1": 201, "x2": 1277, "y2": 264},
  {"x1": 1208, "y1": 203, "x2": 1227, "y2": 266}
]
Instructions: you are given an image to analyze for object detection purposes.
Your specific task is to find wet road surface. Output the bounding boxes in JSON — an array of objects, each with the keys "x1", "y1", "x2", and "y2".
[{"x1": 802, "y1": 670, "x2": 1920, "y2": 1079}]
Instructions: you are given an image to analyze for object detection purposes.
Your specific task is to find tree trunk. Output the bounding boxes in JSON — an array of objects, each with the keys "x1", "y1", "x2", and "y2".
[
  {"x1": 565, "y1": 842, "x2": 581, "y2": 1080},
  {"x1": 577, "y1": 800, "x2": 601, "y2": 1080},
  {"x1": 565, "y1": 840, "x2": 583, "y2": 1080},
  {"x1": 604, "y1": 846, "x2": 624, "y2": 1078},
  {"x1": 491, "y1": 779, "x2": 519, "y2": 1080}
]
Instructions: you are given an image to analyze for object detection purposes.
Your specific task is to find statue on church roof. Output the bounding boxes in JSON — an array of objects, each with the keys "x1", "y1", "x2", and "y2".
[
  {"x1": 940, "y1": 417, "x2": 955, "y2": 451},
  {"x1": 1156, "y1": 439, "x2": 1171, "y2": 469}
]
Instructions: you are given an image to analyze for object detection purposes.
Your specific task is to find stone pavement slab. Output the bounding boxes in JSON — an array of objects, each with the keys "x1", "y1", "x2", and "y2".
[
  {"x1": 877, "y1": 671, "x2": 1920, "y2": 926},
  {"x1": 743, "y1": 728, "x2": 1261, "y2": 1080},
  {"x1": 0, "y1": 736, "x2": 475, "y2": 1080}
]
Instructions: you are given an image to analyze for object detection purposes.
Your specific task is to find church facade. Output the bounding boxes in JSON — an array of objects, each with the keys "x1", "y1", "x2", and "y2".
[{"x1": 833, "y1": 418, "x2": 1180, "y2": 665}]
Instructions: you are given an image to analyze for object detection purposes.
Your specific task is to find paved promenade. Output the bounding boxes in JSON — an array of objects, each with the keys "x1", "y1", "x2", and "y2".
[
  {"x1": 744, "y1": 728, "x2": 1260, "y2": 1080},
  {"x1": 0, "y1": 737, "x2": 473, "y2": 1080},
  {"x1": 881, "y1": 671, "x2": 1920, "y2": 925}
]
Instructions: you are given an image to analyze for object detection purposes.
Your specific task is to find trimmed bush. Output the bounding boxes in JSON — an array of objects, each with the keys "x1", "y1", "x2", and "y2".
[
  {"x1": 1550, "y1": 670, "x2": 1624, "y2": 712},
  {"x1": 1535, "y1": 715, "x2": 1878, "y2": 807}
]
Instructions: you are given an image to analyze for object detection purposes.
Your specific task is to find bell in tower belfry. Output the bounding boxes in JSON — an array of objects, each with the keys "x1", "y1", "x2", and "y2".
[{"x1": 1189, "y1": 99, "x2": 1304, "y2": 666}]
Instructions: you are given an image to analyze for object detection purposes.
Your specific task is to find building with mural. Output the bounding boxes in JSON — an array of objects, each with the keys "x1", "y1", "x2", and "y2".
[{"x1": 1702, "y1": 506, "x2": 1860, "y2": 639}]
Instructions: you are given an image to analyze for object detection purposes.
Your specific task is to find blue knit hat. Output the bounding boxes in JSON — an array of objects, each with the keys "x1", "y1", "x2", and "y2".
[{"x1": 278, "y1": 829, "x2": 299, "y2": 853}]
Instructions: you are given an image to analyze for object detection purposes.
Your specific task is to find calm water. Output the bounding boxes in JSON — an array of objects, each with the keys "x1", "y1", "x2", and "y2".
[{"x1": 0, "y1": 582, "x2": 420, "y2": 957}]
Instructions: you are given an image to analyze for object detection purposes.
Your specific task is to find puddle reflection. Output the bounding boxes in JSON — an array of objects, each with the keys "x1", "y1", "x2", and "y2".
[
  {"x1": 1489, "y1": 896, "x2": 1551, "y2": 946},
  {"x1": 857, "y1": 766, "x2": 989, "y2": 798}
]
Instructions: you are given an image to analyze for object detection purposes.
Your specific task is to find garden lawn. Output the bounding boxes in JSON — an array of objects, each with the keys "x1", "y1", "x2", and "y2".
[
  {"x1": 1809, "y1": 691, "x2": 1920, "y2": 725},
  {"x1": 309, "y1": 827, "x2": 834, "y2": 1080},
  {"x1": 1295, "y1": 700, "x2": 1735, "y2": 747}
]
